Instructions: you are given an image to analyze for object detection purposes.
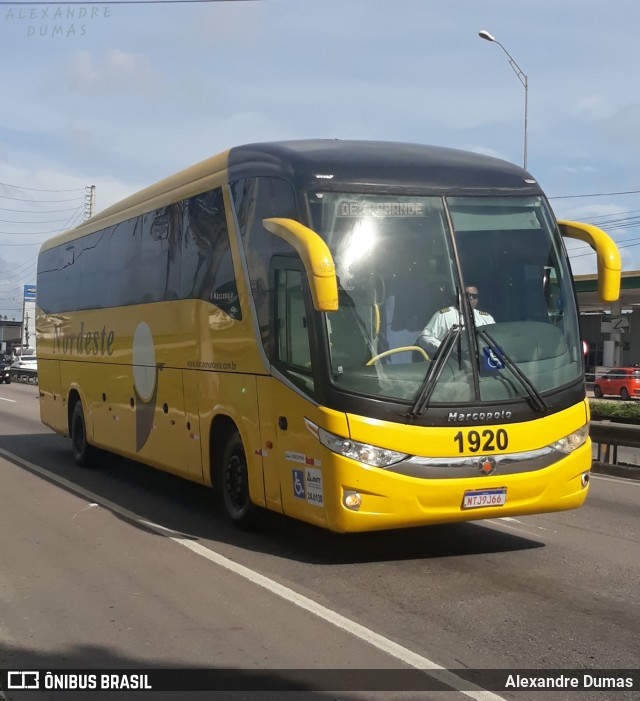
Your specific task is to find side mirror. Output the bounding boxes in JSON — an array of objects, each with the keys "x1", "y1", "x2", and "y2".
[
  {"x1": 262, "y1": 217, "x2": 338, "y2": 311},
  {"x1": 558, "y1": 220, "x2": 621, "y2": 302}
]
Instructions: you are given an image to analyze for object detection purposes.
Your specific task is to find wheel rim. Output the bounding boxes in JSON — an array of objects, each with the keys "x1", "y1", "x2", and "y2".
[{"x1": 224, "y1": 448, "x2": 248, "y2": 515}]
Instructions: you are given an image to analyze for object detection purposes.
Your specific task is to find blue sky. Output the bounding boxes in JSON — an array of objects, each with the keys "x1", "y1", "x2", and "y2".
[{"x1": 2, "y1": 0, "x2": 640, "y2": 319}]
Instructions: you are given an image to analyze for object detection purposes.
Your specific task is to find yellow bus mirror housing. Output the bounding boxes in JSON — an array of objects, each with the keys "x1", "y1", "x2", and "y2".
[
  {"x1": 262, "y1": 217, "x2": 339, "y2": 311},
  {"x1": 558, "y1": 220, "x2": 621, "y2": 302}
]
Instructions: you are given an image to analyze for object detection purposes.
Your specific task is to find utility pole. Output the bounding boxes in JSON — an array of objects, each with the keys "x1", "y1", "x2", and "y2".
[
  {"x1": 84, "y1": 185, "x2": 96, "y2": 220},
  {"x1": 21, "y1": 298, "x2": 25, "y2": 349},
  {"x1": 24, "y1": 311, "x2": 30, "y2": 347}
]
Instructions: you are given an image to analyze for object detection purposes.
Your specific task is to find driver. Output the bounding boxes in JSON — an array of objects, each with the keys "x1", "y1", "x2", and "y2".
[{"x1": 416, "y1": 285, "x2": 495, "y2": 355}]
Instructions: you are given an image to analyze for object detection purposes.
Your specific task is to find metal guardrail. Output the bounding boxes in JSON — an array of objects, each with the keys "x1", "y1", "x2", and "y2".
[{"x1": 590, "y1": 420, "x2": 640, "y2": 464}]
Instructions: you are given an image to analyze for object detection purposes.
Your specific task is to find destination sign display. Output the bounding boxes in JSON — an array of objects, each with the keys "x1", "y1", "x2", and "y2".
[{"x1": 337, "y1": 200, "x2": 425, "y2": 217}]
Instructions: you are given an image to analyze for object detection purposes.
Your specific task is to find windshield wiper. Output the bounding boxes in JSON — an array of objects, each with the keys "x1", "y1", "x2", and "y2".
[
  {"x1": 476, "y1": 327, "x2": 548, "y2": 414},
  {"x1": 406, "y1": 323, "x2": 462, "y2": 419}
]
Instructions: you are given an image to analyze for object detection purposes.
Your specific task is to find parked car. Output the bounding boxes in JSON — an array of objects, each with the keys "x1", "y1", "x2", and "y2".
[
  {"x1": 0, "y1": 357, "x2": 10, "y2": 384},
  {"x1": 593, "y1": 367, "x2": 640, "y2": 400}
]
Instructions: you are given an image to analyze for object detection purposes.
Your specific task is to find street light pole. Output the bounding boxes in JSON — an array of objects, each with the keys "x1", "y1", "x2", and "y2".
[{"x1": 479, "y1": 29, "x2": 529, "y2": 171}]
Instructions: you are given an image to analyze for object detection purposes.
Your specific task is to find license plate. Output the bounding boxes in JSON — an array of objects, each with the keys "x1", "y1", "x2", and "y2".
[{"x1": 462, "y1": 487, "x2": 507, "y2": 510}]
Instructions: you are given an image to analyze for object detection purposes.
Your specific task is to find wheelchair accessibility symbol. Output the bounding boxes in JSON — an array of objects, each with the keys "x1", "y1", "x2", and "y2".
[
  {"x1": 483, "y1": 345, "x2": 505, "y2": 371},
  {"x1": 292, "y1": 469, "x2": 305, "y2": 499}
]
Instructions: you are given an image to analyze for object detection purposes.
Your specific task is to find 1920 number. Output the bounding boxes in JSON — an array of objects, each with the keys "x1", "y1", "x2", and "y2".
[{"x1": 453, "y1": 429, "x2": 509, "y2": 453}]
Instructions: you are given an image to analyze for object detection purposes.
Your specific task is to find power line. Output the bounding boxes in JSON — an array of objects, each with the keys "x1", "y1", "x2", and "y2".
[
  {"x1": 0, "y1": 194, "x2": 84, "y2": 203},
  {"x1": 569, "y1": 238, "x2": 640, "y2": 259},
  {"x1": 0, "y1": 203, "x2": 84, "y2": 233},
  {"x1": 0, "y1": 217, "x2": 81, "y2": 224},
  {"x1": 0, "y1": 260, "x2": 39, "y2": 285},
  {"x1": 0, "y1": 275, "x2": 33, "y2": 287},
  {"x1": 0, "y1": 206, "x2": 82, "y2": 213},
  {"x1": 0, "y1": 227, "x2": 79, "y2": 235},
  {"x1": 0, "y1": 241, "x2": 47, "y2": 247},
  {"x1": 0, "y1": 184, "x2": 87, "y2": 319},
  {"x1": 588, "y1": 208, "x2": 640, "y2": 222},
  {"x1": 550, "y1": 189, "x2": 640, "y2": 200},
  {"x1": 0, "y1": 181, "x2": 85, "y2": 193}
]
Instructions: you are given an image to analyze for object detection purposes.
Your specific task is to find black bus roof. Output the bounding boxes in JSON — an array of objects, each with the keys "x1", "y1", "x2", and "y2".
[
  {"x1": 228, "y1": 139, "x2": 542, "y2": 196},
  {"x1": 42, "y1": 139, "x2": 544, "y2": 252}
]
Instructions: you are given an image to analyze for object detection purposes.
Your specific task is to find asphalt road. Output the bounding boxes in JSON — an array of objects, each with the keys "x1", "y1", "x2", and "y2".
[{"x1": 0, "y1": 382, "x2": 638, "y2": 701}]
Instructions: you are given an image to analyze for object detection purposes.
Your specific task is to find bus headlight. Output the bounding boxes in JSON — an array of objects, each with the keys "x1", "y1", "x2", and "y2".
[
  {"x1": 550, "y1": 424, "x2": 589, "y2": 454},
  {"x1": 318, "y1": 427, "x2": 409, "y2": 468}
]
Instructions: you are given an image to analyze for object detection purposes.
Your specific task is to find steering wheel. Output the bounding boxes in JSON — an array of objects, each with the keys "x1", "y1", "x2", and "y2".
[{"x1": 366, "y1": 346, "x2": 430, "y2": 366}]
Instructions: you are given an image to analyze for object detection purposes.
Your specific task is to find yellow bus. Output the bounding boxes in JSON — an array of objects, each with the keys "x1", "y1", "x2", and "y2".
[{"x1": 36, "y1": 140, "x2": 621, "y2": 533}]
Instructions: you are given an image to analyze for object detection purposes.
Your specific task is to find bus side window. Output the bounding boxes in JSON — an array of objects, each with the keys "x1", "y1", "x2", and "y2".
[
  {"x1": 183, "y1": 188, "x2": 240, "y2": 318},
  {"x1": 107, "y1": 217, "x2": 141, "y2": 307},
  {"x1": 232, "y1": 177, "x2": 298, "y2": 357},
  {"x1": 327, "y1": 288, "x2": 373, "y2": 370},
  {"x1": 543, "y1": 265, "x2": 564, "y2": 321},
  {"x1": 274, "y1": 268, "x2": 314, "y2": 393},
  {"x1": 77, "y1": 230, "x2": 108, "y2": 310},
  {"x1": 140, "y1": 211, "x2": 171, "y2": 304}
]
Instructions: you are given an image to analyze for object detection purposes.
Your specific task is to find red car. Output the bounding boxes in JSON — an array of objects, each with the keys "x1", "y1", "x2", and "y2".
[{"x1": 593, "y1": 367, "x2": 640, "y2": 400}]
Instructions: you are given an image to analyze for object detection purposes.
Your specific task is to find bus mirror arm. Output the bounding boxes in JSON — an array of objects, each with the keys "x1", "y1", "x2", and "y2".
[
  {"x1": 262, "y1": 217, "x2": 339, "y2": 312},
  {"x1": 557, "y1": 220, "x2": 621, "y2": 303}
]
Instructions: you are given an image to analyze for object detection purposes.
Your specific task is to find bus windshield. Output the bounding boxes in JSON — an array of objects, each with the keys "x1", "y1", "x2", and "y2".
[{"x1": 308, "y1": 192, "x2": 581, "y2": 406}]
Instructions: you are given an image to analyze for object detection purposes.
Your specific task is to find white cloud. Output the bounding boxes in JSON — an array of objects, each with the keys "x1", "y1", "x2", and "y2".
[
  {"x1": 67, "y1": 49, "x2": 161, "y2": 95},
  {"x1": 601, "y1": 103, "x2": 640, "y2": 150},
  {"x1": 576, "y1": 96, "x2": 614, "y2": 122}
]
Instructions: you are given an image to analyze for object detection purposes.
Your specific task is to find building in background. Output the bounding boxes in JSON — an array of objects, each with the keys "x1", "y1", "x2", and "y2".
[
  {"x1": 0, "y1": 286, "x2": 36, "y2": 356},
  {"x1": 0, "y1": 319, "x2": 21, "y2": 356},
  {"x1": 575, "y1": 272, "x2": 640, "y2": 373}
]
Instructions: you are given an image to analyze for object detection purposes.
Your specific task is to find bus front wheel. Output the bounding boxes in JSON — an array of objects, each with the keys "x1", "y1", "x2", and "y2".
[
  {"x1": 219, "y1": 431, "x2": 259, "y2": 529},
  {"x1": 71, "y1": 400, "x2": 93, "y2": 468}
]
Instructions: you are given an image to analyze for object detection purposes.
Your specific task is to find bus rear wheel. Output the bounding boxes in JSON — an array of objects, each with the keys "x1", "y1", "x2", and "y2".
[
  {"x1": 219, "y1": 431, "x2": 259, "y2": 529},
  {"x1": 71, "y1": 400, "x2": 93, "y2": 468}
]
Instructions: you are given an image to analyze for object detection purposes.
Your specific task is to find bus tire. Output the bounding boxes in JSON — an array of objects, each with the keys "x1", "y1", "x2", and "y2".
[
  {"x1": 219, "y1": 430, "x2": 259, "y2": 529},
  {"x1": 71, "y1": 400, "x2": 93, "y2": 468}
]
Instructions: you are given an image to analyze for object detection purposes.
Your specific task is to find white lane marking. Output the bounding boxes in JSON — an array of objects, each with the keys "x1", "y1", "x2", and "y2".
[
  {"x1": 0, "y1": 446, "x2": 506, "y2": 701},
  {"x1": 0, "y1": 397, "x2": 16, "y2": 403},
  {"x1": 484, "y1": 516, "x2": 553, "y2": 536},
  {"x1": 496, "y1": 516, "x2": 551, "y2": 533}
]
